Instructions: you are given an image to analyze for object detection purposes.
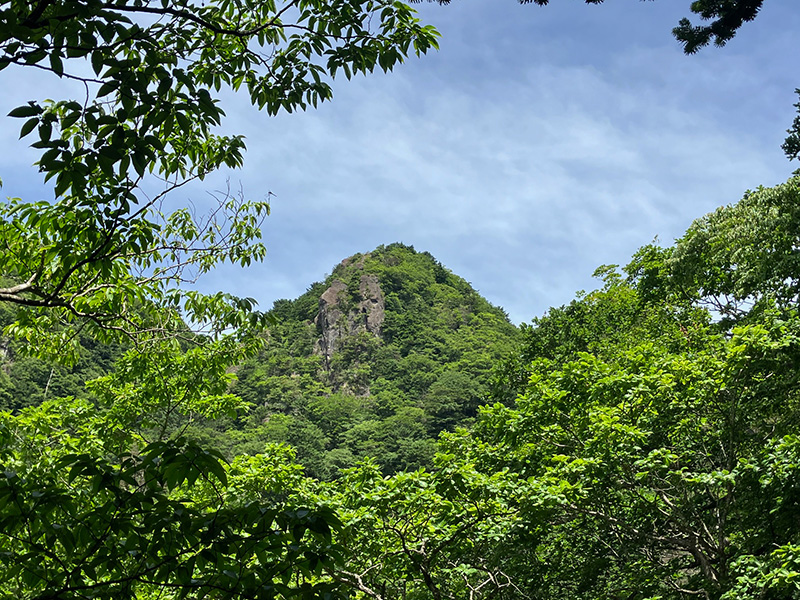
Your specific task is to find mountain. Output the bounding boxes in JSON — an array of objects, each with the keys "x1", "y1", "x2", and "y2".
[
  {"x1": 0, "y1": 247, "x2": 520, "y2": 478},
  {"x1": 194, "y1": 243, "x2": 520, "y2": 478}
]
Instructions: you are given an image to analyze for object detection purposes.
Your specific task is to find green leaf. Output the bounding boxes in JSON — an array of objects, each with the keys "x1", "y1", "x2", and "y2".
[
  {"x1": 19, "y1": 118, "x2": 38, "y2": 138},
  {"x1": 8, "y1": 104, "x2": 42, "y2": 118}
]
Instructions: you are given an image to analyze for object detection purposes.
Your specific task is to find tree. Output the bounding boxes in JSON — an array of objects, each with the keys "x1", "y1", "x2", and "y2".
[
  {"x1": 782, "y1": 89, "x2": 800, "y2": 162},
  {"x1": 0, "y1": 0, "x2": 439, "y2": 597},
  {"x1": 626, "y1": 176, "x2": 800, "y2": 324},
  {"x1": 457, "y1": 313, "x2": 800, "y2": 599},
  {"x1": 0, "y1": 0, "x2": 439, "y2": 356},
  {"x1": 321, "y1": 459, "x2": 524, "y2": 600},
  {"x1": 0, "y1": 341, "x2": 349, "y2": 600},
  {"x1": 436, "y1": 176, "x2": 800, "y2": 599}
]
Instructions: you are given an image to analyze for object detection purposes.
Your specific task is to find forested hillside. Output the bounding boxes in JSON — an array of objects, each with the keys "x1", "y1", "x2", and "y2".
[
  {"x1": 1, "y1": 244, "x2": 518, "y2": 476},
  {"x1": 0, "y1": 281, "x2": 125, "y2": 411},
  {"x1": 164, "y1": 243, "x2": 519, "y2": 477}
]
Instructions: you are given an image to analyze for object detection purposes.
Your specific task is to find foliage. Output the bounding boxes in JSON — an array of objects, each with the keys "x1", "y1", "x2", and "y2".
[
  {"x1": 783, "y1": 89, "x2": 800, "y2": 162},
  {"x1": 320, "y1": 459, "x2": 523, "y2": 600},
  {"x1": 670, "y1": 0, "x2": 764, "y2": 54},
  {"x1": 0, "y1": 0, "x2": 440, "y2": 597},
  {"x1": 176, "y1": 177, "x2": 800, "y2": 597},
  {"x1": 4, "y1": 2, "x2": 800, "y2": 596},
  {"x1": 213, "y1": 244, "x2": 519, "y2": 477},
  {"x1": 429, "y1": 175, "x2": 800, "y2": 600},
  {"x1": 1, "y1": 394, "x2": 344, "y2": 600},
  {"x1": 625, "y1": 176, "x2": 800, "y2": 325},
  {"x1": 0, "y1": 0, "x2": 439, "y2": 357},
  {"x1": 0, "y1": 283, "x2": 126, "y2": 410},
  {"x1": 453, "y1": 315, "x2": 800, "y2": 598}
]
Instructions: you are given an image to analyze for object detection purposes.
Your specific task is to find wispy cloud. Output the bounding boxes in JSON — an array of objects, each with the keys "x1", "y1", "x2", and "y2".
[{"x1": 2, "y1": 0, "x2": 798, "y2": 323}]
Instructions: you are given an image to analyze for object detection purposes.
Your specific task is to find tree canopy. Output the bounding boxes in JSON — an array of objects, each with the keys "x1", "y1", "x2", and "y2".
[{"x1": 0, "y1": 0, "x2": 439, "y2": 598}]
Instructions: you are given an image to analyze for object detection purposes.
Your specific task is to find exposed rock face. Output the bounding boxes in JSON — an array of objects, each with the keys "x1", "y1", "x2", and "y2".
[
  {"x1": 314, "y1": 271, "x2": 385, "y2": 369},
  {"x1": 314, "y1": 279, "x2": 348, "y2": 365},
  {"x1": 359, "y1": 273, "x2": 384, "y2": 335}
]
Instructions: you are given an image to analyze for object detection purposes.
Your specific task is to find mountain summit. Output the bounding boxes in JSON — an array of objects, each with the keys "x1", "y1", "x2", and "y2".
[{"x1": 215, "y1": 243, "x2": 519, "y2": 477}]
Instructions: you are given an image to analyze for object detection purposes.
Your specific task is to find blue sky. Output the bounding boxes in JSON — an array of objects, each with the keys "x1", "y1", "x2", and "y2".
[{"x1": 2, "y1": 0, "x2": 799, "y2": 324}]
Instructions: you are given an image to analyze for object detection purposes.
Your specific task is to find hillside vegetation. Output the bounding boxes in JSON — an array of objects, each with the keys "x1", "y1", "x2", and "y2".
[
  {"x1": 189, "y1": 243, "x2": 519, "y2": 477},
  {"x1": 0, "y1": 280, "x2": 124, "y2": 411},
  {"x1": 4, "y1": 179, "x2": 800, "y2": 598}
]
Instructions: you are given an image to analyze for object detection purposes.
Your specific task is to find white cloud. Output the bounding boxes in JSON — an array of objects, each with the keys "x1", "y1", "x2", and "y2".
[
  {"x1": 210, "y1": 40, "x2": 790, "y2": 320},
  {"x1": 2, "y1": 0, "x2": 798, "y2": 324}
]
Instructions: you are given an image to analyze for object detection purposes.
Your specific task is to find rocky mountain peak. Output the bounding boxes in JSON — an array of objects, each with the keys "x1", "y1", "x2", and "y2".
[{"x1": 313, "y1": 256, "x2": 385, "y2": 370}]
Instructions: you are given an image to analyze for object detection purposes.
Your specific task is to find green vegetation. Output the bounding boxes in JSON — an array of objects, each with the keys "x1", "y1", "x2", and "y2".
[
  {"x1": 2, "y1": 0, "x2": 800, "y2": 598},
  {"x1": 457, "y1": 178, "x2": 800, "y2": 599},
  {"x1": 6, "y1": 177, "x2": 800, "y2": 599},
  {"x1": 0, "y1": 283, "x2": 125, "y2": 411},
  {"x1": 0, "y1": 0, "x2": 440, "y2": 598},
  {"x1": 191, "y1": 243, "x2": 519, "y2": 478}
]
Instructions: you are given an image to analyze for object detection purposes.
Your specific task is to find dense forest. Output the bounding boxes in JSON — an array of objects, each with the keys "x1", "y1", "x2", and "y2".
[
  {"x1": 152, "y1": 243, "x2": 518, "y2": 477},
  {"x1": 2, "y1": 0, "x2": 799, "y2": 599},
  {"x1": 5, "y1": 180, "x2": 800, "y2": 599}
]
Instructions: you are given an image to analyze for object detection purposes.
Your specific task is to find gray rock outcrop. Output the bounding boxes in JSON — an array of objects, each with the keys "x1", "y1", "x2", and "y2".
[{"x1": 314, "y1": 272, "x2": 385, "y2": 370}]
